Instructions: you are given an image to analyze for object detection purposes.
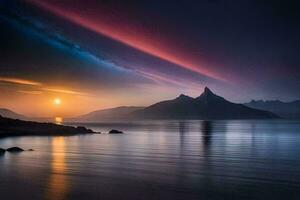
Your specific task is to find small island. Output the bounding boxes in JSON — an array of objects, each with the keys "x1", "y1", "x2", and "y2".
[
  {"x1": 0, "y1": 115, "x2": 94, "y2": 137},
  {"x1": 109, "y1": 129, "x2": 123, "y2": 134},
  {"x1": 6, "y1": 147, "x2": 24, "y2": 152}
]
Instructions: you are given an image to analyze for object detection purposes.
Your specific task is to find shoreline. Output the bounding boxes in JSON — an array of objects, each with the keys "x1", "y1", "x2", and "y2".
[{"x1": 0, "y1": 115, "x2": 95, "y2": 137}]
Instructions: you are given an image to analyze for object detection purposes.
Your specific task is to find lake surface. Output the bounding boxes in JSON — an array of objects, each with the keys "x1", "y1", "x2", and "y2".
[{"x1": 1, "y1": 120, "x2": 300, "y2": 200}]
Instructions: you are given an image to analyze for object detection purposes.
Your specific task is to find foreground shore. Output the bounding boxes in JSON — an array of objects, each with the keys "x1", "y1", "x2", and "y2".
[{"x1": 0, "y1": 115, "x2": 94, "y2": 137}]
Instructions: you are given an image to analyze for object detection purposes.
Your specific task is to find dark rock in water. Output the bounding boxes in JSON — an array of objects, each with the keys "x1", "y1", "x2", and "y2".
[
  {"x1": 109, "y1": 129, "x2": 123, "y2": 134},
  {"x1": 0, "y1": 148, "x2": 5, "y2": 154},
  {"x1": 6, "y1": 147, "x2": 24, "y2": 152},
  {"x1": 76, "y1": 126, "x2": 94, "y2": 133}
]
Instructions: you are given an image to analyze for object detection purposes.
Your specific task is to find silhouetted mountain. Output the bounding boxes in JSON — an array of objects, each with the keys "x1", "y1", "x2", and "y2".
[
  {"x1": 0, "y1": 115, "x2": 94, "y2": 137},
  {"x1": 72, "y1": 106, "x2": 144, "y2": 122},
  {"x1": 0, "y1": 108, "x2": 27, "y2": 120},
  {"x1": 132, "y1": 87, "x2": 278, "y2": 119},
  {"x1": 245, "y1": 100, "x2": 300, "y2": 118}
]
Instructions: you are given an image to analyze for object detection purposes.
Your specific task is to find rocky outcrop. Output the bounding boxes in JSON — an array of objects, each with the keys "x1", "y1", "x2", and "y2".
[
  {"x1": 0, "y1": 115, "x2": 95, "y2": 137},
  {"x1": 6, "y1": 147, "x2": 24, "y2": 152},
  {"x1": 109, "y1": 129, "x2": 123, "y2": 134},
  {"x1": 0, "y1": 148, "x2": 5, "y2": 154}
]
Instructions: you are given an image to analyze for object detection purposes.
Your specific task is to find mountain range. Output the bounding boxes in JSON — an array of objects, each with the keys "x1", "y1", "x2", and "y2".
[
  {"x1": 74, "y1": 106, "x2": 144, "y2": 122},
  {"x1": 72, "y1": 87, "x2": 278, "y2": 121},
  {"x1": 4, "y1": 87, "x2": 299, "y2": 122},
  {"x1": 0, "y1": 108, "x2": 27, "y2": 120},
  {"x1": 245, "y1": 100, "x2": 300, "y2": 119},
  {"x1": 131, "y1": 87, "x2": 278, "y2": 120}
]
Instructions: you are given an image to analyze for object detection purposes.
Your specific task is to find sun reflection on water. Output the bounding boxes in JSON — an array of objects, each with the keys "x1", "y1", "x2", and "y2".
[
  {"x1": 46, "y1": 137, "x2": 69, "y2": 200},
  {"x1": 55, "y1": 117, "x2": 63, "y2": 125}
]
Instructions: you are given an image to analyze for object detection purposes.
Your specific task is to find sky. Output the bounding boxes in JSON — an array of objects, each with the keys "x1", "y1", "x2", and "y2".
[{"x1": 0, "y1": 0, "x2": 300, "y2": 117}]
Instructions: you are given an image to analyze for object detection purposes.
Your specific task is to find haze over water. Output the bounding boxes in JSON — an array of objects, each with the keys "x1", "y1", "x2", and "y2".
[{"x1": 1, "y1": 120, "x2": 300, "y2": 200}]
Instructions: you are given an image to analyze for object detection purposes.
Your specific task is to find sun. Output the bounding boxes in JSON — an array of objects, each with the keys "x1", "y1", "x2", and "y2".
[
  {"x1": 55, "y1": 116, "x2": 63, "y2": 124},
  {"x1": 53, "y1": 98, "x2": 61, "y2": 106}
]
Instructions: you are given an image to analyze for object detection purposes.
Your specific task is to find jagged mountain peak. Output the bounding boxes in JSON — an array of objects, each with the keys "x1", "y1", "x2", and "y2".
[
  {"x1": 196, "y1": 87, "x2": 223, "y2": 102},
  {"x1": 204, "y1": 87, "x2": 213, "y2": 94},
  {"x1": 199, "y1": 87, "x2": 215, "y2": 97}
]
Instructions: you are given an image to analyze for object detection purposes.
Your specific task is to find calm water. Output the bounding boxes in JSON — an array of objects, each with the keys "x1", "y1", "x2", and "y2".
[{"x1": 1, "y1": 120, "x2": 300, "y2": 200}]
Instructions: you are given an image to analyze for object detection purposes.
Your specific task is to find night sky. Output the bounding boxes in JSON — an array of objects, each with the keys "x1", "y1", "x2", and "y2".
[{"x1": 0, "y1": 0, "x2": 300, "y2": 117}]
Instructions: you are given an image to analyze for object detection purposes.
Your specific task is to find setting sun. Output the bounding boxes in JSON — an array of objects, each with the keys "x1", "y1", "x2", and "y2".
[
  {"x1": 54, "y1": 98, "x2": 61, "y2": 106},
  {"x1": 55, "y1": 116, "x2": 63, "y2": 124}
]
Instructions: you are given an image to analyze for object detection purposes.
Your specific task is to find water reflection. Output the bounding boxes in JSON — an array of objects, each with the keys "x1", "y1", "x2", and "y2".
[
  {"x1": 46, "y1": 137, "x2": 69, "y2": 200},
  {"x1": 179, "y1": 121, "x2": 187, "y2": 149},
  {"x1": 1, "y1": 120, "x2": 300, "y2": 200},
  {"x1": 201, "y1": 121, "x2": 213, "y2": 151}
]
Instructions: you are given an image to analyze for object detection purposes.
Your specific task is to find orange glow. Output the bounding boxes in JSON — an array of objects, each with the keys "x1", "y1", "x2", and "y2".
[
  {"x1": 17, "y1": 90, "x2": 43, "y2": 95},
  {"x1": 51, "y1": 137, "x2": 66, "y2": 171},
  {"x1": 0, "y1": 77, "x2": 42, "y2": 86},
  {"x1": 55, "y1": 117, "x2": 63, "y2": 124},
  {"x1": 44, "y1": 88, "x2": 88, "y2": 96},
  {"x1": 53, "y1": 98, "x2": 61, "y2": 106},
  {"x1": 46, "y1": 137, "x2": 68, "y2": 200}
]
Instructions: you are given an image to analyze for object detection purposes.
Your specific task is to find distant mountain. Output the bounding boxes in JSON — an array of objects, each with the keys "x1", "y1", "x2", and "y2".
[
  {"x1": 0, "y1": 108, "x2": 27, "y2": 120},
  {"x1": 70, "y1": 87, "x2": 279, "y2": 122},
  {"x1": 245, "y1": 100, "x2": 300, "y2": 119},
  {"x1": 132, "y1": 87, "x2": 278, "y2": 120},
  {"x1": 73, "y1": 106, "x2": 144, "y2": 122}
]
